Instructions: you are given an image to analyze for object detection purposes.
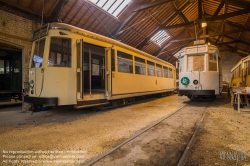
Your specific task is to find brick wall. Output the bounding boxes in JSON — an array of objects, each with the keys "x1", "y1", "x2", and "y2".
[{"x1": 0, "y1": 8, "x2": 38, "y2": 85}]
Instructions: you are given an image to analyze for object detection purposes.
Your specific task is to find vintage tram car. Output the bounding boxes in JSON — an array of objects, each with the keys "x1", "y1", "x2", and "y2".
[
  {"x1": 231, "y1": 55, "x2": 250, "y2": 87},
  {"x1": 24, "y1": 23, "x2": 176, "y2": 109},
  {"x1": 175, "y1": 43, "x2": 222, "y2": 99}
]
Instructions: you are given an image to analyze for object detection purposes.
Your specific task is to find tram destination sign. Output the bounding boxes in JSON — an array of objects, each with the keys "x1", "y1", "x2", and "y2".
[{"x1": 32, "y1": 24, "x2": 50, "y2": 41}]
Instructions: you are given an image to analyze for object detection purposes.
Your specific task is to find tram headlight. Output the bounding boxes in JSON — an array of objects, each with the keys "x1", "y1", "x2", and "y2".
[
  {"x1": 30, "y1": 80, "x2": 34, "y2": 88},
  {"x1": 193, "y1": 80, "x2": 199, "y2": 85}
]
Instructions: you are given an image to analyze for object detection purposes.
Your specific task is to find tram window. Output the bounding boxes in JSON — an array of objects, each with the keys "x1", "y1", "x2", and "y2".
[
  {"x1": 5, "y1": 60, "x2": 9, "y2": 73},
  {"x1": 0, "y1": 60, "x2": 4, "y2": 74},
  {"x1": 147, "y1": 61, "x2": 155, "y2": 76},
  {"x1": 111, "y1": 49, "x2": 115, "y2": 71},
  {"x1": 48, "y1": 37, "x2": 72, "y2": 67},
  {"x1": 187, "y1": 54, "x2": 204, "y2": 71},
  {"x1": 163, "y1": 66, "x2": 168, "y2": 78},
  {"x1": 135, "y1": 57, "x2": 145, "y2": 75},
  {"x1": 156, "y1": 64, "x2": 162, "y2": 77},
  {"x1": 32, "y1": 38, "x2": 45, "y2": 68},
  {"x1": 179, "y1": 58, "x2": 183, "y2": 73},
  {"x1": 236, "y1": 67, "x2": 239, "y2": 78},
  {"x1": 117, "y1": 51, "x2": 133, "y2": 73},
  {"x1": 169, "y1": 68, "x2": 173, "y2": 78},
  {"x1": 239, "y1": 64, "x2": 242, "y2": 77},
  {"x1": 13, "y1": 59, "x2": 20, "y2": 73},
  {"x1": 208, "y1": 54, "x2": 217, "y2": 71}
]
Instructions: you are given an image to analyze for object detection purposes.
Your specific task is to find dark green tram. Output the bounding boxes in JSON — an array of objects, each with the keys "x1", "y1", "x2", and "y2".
[{"x1": 0, "y1": 50, "x2": 22, "y2": 101}]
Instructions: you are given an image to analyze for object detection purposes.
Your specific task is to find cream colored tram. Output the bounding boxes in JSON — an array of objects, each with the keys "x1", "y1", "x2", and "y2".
[
  {"x1": 231, "y1": 55, "x2": 250, "y2": 86},
  {"x1": 24, "y1": 23, "x2": 176, "y2": 109},
  {"x1": 175, "y1": 44, "x2": 222, "y2": 99}
]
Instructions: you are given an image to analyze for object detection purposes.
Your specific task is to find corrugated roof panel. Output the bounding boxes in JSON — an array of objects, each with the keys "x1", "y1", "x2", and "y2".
[
  {"x1": 142, "y1": 42, "x2": 160, "y2": 55},
  {"x1": 203, "y1": 0, "x2": 221, "y2": 16},
  {"x1": 174, "y1": 0, "x2": 189, "y2": 10},
  {"x1": 182, "y1": 1, "x2": 198, "y2": 22}
]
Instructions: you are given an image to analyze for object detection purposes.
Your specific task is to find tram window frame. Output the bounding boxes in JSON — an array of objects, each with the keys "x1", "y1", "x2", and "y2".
[
  {"x1": 135, "y1": 56, "x2": 146, "y2": 75},
  {"x1": 163, "y1": 66, "x2": 168, "y2": 78},
  {"x1": 208, "y1": 54, "x2": 217, "y2": 71},
  {"x1": 111, "y1": 49, "x2": 115, "y2": 72},
  {"x1": 31, "y1": 38, "x2": 46, "y2": 68},
  {"x1": 169, "y1": 68, "x2": 173, "y2": 78},
  {"x1": 156, "y1": 64, "x2": 162, "y2": 77},
  {"x1": 48, "y1": 37, "x2": 72, "y2": 67},
  {"x1": 117, "y1": 51, "x2": 133, "y2": 74},
  {"x1": 244, "y1": 61, "x2": 247, "y2": 76},
  {"x1": 235, "y1": 67, "x2": 239, "y2": 78},
  {"x1": 147, "y1": 61, "x2": 155, "y2": 76},
  {"x1": 239, "y1": 64, "x2": 242, "y2": 78},
  {"x1": 179, "y1": 58, "x2": 183, "y2": 73},
  {"x1": 187, "y1": 54, "x2": 205, "y2": 72},
  {"x1": 13, "y1": 58, "x2": 20, "y2": 73}
]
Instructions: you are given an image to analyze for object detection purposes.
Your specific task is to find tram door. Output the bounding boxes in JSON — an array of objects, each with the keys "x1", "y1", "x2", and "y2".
[{"x1": 83, "y1": 43, "x2": 106, "y2": 98}]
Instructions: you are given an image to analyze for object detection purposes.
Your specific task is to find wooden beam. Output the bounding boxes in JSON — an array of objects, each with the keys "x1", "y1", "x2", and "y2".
[
  {"x1": 162, "y1": 8, "x2": 250, "y2": 31},
  {"x1": 163, "y1": 22, "x2": 193, "y2": 30},
  {"x1": 216, "y1": 41, "x2": 241, "y2": 46},
  {"x1": 213, "y1": 0, "x2": 225, "y2": 17},
  {"x1": 49, "y1": 0, "x2": 69, "y2": 22},
  {"x1": 209, "y1": 28, "x2": 247, "y2": 37},
  {"x1": 133, "y1": 0, "x2": 174, "y2": 12},
  {"x1": 224, "y1": 20, "x2": 250, "y2": 31},
  {"x1": 208, "y1": 28, "x2": 250, "y2": 46},
  {"x1": 179, "y1": 12, "x2": 189, "y2": 23},
  {"x1": 112, "y1": 12, "x2": 137, "y2": 37},
  {"x1": 111, "y1": 0, "x2": 150, "y2": 37},
  {"x1": 222, "y1": 0, "x2": 250, "y2": 8},
  {"x1": 222, "y1": 35, "x2": 250, "y2": 46},
  {"x1": 207, "y1": 8, "x2": 250, "y2": 22},
  {"x1": 170, "y1": 38, "x2": 196, "y2": 43},
  {"x1": 198, "y1": 0, "x2": 203, "y2": 19},
  {"x1": 137, "y1": 1, "x2": 190, "y2": 49}
]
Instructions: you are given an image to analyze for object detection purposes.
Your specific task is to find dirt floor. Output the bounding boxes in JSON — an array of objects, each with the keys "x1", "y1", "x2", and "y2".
[
  {"x1": 89, "y1": 101, "x2": 209, "y2": 166},
  {"x1": 186, "y1": 100, "x2": 250, "y2": 166},
  {"x1": 0, "y1": 95, "x2": 250, "y2": 166}
]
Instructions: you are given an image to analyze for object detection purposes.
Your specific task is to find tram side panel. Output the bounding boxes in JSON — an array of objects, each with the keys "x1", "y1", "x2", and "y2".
[{"x1": 112, "y1": 73, "x2": 174, "y2": 97}]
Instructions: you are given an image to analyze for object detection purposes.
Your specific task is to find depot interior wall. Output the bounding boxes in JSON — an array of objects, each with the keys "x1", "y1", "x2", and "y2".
[
  {"x1": 0, "y1": 7, "x2": 40, "y2": 86},
  {"x1": 221, "y1": 51, "x2": 242, "y2": 83}
]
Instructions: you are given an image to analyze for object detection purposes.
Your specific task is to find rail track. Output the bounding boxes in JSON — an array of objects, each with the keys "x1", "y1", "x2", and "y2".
[{"x1": 82, "y1": 100, "x2": 211, "y2": 166}]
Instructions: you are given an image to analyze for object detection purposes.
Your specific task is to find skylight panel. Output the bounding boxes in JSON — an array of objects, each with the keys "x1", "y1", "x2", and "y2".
[
  {"x1": 151, "y1": 30, "x2": 170, "y2": 46},
  {"x1": 90, "y1": 0, "x2": 131, "y2": 17}
]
